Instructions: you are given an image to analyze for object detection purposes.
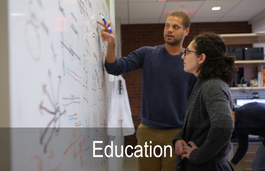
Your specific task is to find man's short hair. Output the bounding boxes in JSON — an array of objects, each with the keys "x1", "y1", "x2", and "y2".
[{"x1": 167, "y1": 11, "x2": 191, "y2": 29}]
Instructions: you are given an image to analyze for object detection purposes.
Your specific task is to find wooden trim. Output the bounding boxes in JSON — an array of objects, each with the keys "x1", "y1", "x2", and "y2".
[
  {"x1": 219, "y1": 32, "x2": 265, "y2": 44},
  {"x1": 230, "y1": 87, "x2": 265, "y2": 90},
  {"x1": 235, "y1": 60, "x2": 265, "y2": 64}
]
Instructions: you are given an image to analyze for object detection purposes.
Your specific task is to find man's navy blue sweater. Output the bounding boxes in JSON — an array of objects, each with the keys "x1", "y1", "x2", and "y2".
[{"x1": 105, "y1": 45, "x2": 196, "y2": 129}]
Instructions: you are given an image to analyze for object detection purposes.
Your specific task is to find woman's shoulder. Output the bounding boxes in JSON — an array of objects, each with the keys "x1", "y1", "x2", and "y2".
[
  {"x1": 201, "y1": 78, "x2": 230, "y2": 92},
  {"x1": 200, "y1": 78, "x2": 232, "y2": 106},
  {"x1": 203, "y1": 78, "x2": 228, "y2": 86}
]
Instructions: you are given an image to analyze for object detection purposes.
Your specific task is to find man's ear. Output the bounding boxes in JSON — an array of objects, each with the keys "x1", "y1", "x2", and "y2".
[
  {"x1": 198, "y1": 53, "x2": 206, "y2": 64},
  {"x1": 185, "y1": 27, "x2": 190, "y2": 36}
]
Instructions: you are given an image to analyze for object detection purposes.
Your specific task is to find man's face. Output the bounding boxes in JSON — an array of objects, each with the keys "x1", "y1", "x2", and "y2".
[{"x1": 163, "y1": 16, "x2": 188, "y2": 46}]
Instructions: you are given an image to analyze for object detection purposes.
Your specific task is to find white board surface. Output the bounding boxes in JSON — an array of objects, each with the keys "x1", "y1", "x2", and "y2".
[{"x1": 8, "y1": 0, "x2": 116, "y2": 170}]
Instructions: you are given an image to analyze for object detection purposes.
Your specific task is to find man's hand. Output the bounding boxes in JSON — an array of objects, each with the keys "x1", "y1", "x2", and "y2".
[
  {"x1": 97, "y1": 20, "x2": 117, "y2": 63},
  {"x1": 175, "y1": 140, "x2": 188, "y2": 155},
  {"x1": 97, "y1": 21, "x2": 116, "y2": 44},
  {"x1": 181, "y1": 141, "x2": 198, "y2": 160}
]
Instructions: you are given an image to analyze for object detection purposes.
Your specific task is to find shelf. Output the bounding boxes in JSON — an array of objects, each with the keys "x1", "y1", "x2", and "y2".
[
  {"x1": 230, "y1": 87, "x2": 265, "y2": 90},
  {"x1": 235, "y1": 60, "x2": 265, "y2": 64},
  {"x1": 219, "y1": 32, "x2": 265, "y2": 45},
  {"x1": 234, "y1": 60, "x2": 265, "y2": 66}
]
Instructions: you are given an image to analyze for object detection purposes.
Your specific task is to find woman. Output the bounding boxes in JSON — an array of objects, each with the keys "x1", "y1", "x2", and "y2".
[{"x1": 173, "y1": 32, "x2": 237, "y2": 171}]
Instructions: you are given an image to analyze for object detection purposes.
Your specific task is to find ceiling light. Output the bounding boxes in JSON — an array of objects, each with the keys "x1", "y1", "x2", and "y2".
[
  {"x1": 11, "y1": 13, "x2": 26, "y2": 16},
  {"x1": 212, "y1": 7, "x2": 221, "y2": 11}
]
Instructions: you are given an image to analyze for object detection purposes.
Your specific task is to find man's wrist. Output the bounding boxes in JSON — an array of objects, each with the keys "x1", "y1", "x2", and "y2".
[{"x1": 230, "y1": 161, "x2": 235, "y2": 166}]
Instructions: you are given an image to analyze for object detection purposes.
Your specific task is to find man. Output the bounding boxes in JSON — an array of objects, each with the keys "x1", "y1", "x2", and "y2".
[
  {"x1": 98, "y1": 11, "x2": 196, "y2": 171},
  {"x1": 231, "y1": 102, "x2": 265, "y2": 171}
]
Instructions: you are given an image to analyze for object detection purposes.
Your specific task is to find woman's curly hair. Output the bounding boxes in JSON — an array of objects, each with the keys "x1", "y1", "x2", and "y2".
[{"x1": 194, "y1": 32, "x2": 238, "y2": 84}]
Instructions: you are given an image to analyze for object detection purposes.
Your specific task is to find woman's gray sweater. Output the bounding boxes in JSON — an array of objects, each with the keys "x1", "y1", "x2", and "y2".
[{"x1": 173, "y1": 78, "x2": 234, "y2": 171}]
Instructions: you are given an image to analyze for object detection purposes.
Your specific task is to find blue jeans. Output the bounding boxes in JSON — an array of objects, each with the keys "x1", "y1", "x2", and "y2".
[{"x1": 252, "y1": 144, "x2": 265, "y2": 171}]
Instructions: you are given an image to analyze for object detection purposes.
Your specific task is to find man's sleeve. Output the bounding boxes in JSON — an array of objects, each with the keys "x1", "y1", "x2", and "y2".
[
  {"x1": 105, "y1": 47, "x2": 147, "y2": 75},
  {"x1": 231, "y1": 132, "x2": 249, "y2": 165}
]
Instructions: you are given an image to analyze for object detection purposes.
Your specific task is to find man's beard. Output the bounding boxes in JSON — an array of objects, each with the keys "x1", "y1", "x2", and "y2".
[{"x1": 164, "y1": 35, "x2": 182, "y2": 45}]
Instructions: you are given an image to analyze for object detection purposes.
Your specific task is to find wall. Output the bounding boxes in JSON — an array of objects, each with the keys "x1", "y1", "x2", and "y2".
[
  {"x1": 252, "y1": 13, "x2": 265, "y2": 56},
  {"x1": 0, "y1": 0, "x2": 10, "y2": 127},
  {"x1": 0, "y1": 0, "x2": 11, "y2": 170},
  {"x1": 252, "y1": 15, "x2": 265, "y2": 32},
  {"x1": 121, "y1": 22, "x2": 252, "y2": 153}
]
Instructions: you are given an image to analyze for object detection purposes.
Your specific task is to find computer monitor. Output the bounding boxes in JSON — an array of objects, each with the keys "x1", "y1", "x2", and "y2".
[{"x1": 235, "y1": 98, "x2": 265, "y2": 106}]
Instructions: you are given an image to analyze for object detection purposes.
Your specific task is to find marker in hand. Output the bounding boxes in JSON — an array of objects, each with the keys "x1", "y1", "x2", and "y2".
[{"x1": 99, "y1": 13, "x2": 113, "y2": 33}]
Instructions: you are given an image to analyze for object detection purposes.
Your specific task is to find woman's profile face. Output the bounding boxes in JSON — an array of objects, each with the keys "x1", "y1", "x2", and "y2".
[{"x1": 181, "y1": 40, "x2": 201, "y2": 76}]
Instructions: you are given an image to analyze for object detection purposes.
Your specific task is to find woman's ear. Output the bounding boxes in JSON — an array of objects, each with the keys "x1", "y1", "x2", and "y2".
[{"x1": 199, "y1": 53, "x2": 206, "y2": 64}]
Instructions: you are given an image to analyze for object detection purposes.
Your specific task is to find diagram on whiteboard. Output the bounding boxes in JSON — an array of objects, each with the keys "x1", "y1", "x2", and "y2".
[
  {"x1": 9, "y1": 0, "x2": 119, "y2": 170},
  {"x1": 39, "y1": 70, "x2": 66, "y2": 153}
]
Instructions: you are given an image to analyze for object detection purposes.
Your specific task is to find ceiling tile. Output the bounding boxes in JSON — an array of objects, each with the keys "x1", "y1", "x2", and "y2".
[
  {"x1": 158, "y1": 19, "x2": 166, "y2": 23},
  {"x1": 129, "y1": 19, "x2": 159, "y2": 24},
  {"x1": 193, "y1": 0, "x2": 240, "y2": 18},
  {"x1": 115, "y1": 0, "x2": 265, "y2": 24},
  {"x1": 115, "y1": 3, "x2": 128, "y2": 20},
  {"x1": 219, "y1": 16, "x2": 251, "y2": 22},
  {"x1": 191, "y1": 17, "x2": 221, "y2": 23},
  {"x1": 121, "y1": 19, "x2": 129, "y2": 24},
  {"x1": 204, "y1": 0, "x2": 238, "y2": 1},
  {"x1": 129, "y1": 0, "x2": 157, "y2": 2},
  {"x1": 222, "y1": 0, "x2": 265, "y2": 18},
  {"x1": 115, "y1": 0, "x2": 127, "y2": 2},
  {"x1": 129, "y1": 2, "x2": 165, "y2": 19},
  {"x1": 160, "y1": 1, "x2": 204, "y2": 22}
]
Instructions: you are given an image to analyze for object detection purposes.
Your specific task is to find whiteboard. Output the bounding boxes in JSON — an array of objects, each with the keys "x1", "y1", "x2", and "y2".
[{"x1": 8, "y1": 0, "x2": 115, "y2": 170}]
